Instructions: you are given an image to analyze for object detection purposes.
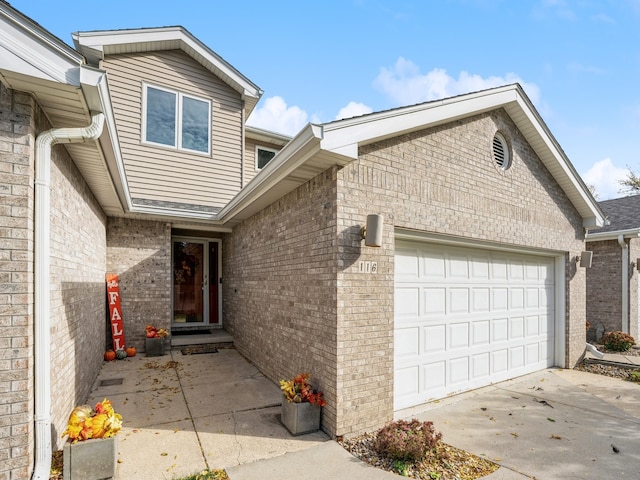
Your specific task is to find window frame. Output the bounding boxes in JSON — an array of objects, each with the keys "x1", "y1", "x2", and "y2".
[
  {"x1": 255, "y1": 146, "x2": 279, "y2": 171},
  {"x1": 142, "y1": 82, "x2": 212, "y2": 155}
]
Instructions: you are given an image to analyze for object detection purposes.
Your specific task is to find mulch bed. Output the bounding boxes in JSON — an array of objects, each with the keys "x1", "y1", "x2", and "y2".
[{"x1": 340, "y1": 433, "x2": 499, "y2": 479}]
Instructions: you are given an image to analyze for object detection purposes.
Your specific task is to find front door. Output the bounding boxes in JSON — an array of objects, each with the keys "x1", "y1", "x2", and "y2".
[{"x1": 172, "y1": 238, "x2": 221, "y2": 327}]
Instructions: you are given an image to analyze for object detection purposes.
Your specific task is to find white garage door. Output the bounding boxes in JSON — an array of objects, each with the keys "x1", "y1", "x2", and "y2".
[{"x1": 394, "y1": 240, "x2": 556, "y2": 411}]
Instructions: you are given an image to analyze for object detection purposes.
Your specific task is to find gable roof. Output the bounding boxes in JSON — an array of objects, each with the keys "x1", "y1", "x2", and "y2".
[
  {"x1": 222, "y1": 84, "x2": 606, "y2": 229},
  {"x1": 1, "y1": 1, "x2": 604, "y2": 231},
  {"x1": 585, "y1": 195, "x2": 640, "y2": 241},
  {"x1": 72, "y1": 26, "x2": 263, "y2": 117}
]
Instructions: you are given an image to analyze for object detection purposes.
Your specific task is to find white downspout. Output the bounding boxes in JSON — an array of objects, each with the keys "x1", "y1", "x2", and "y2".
[
  {"x1": 618, "y1": 234, "x2": 630, "y2": 334},
  {"x1": 32, "y1": 112, "x2": 105, "y2": 480}
]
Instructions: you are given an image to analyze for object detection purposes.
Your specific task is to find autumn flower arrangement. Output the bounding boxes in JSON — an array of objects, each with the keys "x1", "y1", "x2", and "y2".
[
  {"x1": 62, "y1": 398, "x2": 123, "y2": 443},
  {"x1": 279, "y1": 373, "x2": 326, "y2": 406}
]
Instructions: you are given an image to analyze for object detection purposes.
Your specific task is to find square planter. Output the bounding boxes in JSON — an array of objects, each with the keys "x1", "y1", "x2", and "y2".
[
  {"x1": 281, "y1": 396, "x2": 321, "y2": 435},
  {"x1": 145, "y1": 337, "x2": 165, "y2": 356},
  {"x1": 63, "y1": 436, "x2": 117, "y2": 480}
]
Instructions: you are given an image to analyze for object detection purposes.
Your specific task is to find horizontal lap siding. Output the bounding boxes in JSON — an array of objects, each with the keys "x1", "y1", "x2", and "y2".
[{"x1": 104, "y1": 51, "x2": 243, "y2": 207}]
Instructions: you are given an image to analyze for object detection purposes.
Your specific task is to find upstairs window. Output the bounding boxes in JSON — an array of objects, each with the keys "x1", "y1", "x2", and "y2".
[
  {"x1": 256, "y1": 146, "x2": 278, "y2": 170},
  {"x1": 143, "y1": 84, "x2": 211, "y2": 154}
]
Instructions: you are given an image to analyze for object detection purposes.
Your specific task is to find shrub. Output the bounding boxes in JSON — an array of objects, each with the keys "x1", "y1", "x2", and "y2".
[
  {"x1": 602, "y1": 331, "x2": 635, "y2": 352},
  {"x1": 372, "y1": 419, "x2": 442, "y2": 462}
]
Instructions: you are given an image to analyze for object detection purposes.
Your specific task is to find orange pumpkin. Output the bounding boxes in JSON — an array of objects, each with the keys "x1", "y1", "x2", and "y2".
[
  {"x1": 125, "y1": 346, "x2": 137, "y2": 357},
  {"x1": 104, "y1": 350, "x2": 116, "y2": 362}
]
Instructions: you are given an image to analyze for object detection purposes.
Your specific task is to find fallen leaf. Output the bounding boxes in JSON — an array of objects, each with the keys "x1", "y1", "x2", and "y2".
[
  {"x1": 547, "y1": 418, "x2": 556, "y2": 422},
  {"x1": 161, "y1": 452, "x2": 168, "y2": 456},
  {"x1": 550, "y1": 434, "x2": 562, "y2": 440},
  {"x1": 511, "y1": 432, "x2": 518, "y2": 438}
]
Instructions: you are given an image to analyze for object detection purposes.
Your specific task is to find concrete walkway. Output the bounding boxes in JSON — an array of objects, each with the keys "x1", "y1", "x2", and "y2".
[{"x1": 86, "y1": 346, "x2": 640, "y2": 479}]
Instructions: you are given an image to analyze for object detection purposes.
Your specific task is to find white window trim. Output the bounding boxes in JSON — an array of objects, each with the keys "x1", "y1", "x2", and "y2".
[
  {"x1": 142, "y1": 82, "x2": 211, "y2": 155},
  {"x1": 255, "y1": 145, "x2": 278, "y2": 171}
]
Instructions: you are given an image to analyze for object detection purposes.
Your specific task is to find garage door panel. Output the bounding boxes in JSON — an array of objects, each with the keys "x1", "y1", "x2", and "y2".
[
  {"x1": 424, "y1": 252, "x2": 446, "y2": 279},
  {"x1": 395, "y1": 287, "x2": 420, "y2": 318},
  {"x1": 449, "y1": 288, "x2": 469, "y2": 313},
  {"x1": 395, "y1": 241, "x2": 556, "y2": 411},
  {"x1": 423, "y1": 288, "x2": 446, "y2": 315},
  {"x1": 395, "y1": 327, "x2": 419, "y2": 357},
  {"x1": 471, "y1": 319, "x2": 490, "y2": 346},
  {"x1": 424, "y1": 324, "x2": 446, "y2": 353},
  {"x1": 449, "y1": 322, "x2": 469, "y2": 349}
]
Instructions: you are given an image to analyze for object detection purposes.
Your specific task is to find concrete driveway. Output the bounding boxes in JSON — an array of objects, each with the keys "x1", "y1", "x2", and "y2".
[
  {"x1": 87, "y1": 346, "x2": 640, "y2": 480},
  {"x1": 398, "y1": 368, "x2": 640, "y2": 479}
]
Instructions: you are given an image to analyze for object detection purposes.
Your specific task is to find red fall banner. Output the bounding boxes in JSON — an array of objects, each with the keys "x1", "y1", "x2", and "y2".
[{"x1": 106, "y1": 273, "x2": 126, "y2": 351}]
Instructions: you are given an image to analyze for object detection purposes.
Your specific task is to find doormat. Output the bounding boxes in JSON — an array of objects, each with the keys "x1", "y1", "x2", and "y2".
[{"x1": 181, "y1": 344, "x2": 219, "y2": 355}]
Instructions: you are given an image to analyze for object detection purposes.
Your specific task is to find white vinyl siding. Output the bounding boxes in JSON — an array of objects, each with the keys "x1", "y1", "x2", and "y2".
[
  {"x1": 104, "y1": 50, "x2": 243, "y2": 208},
  {"x1": 394, "y1": 240, "x2": 555, "y2": 411}
]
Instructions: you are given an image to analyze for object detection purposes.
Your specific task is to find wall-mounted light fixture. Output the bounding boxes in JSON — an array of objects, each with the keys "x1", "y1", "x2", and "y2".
[
  {"x1": 577, "y1": 251, "x2": 593, "y2": 268},
  {"x1": 361, "y1": 214, "x2": 384, "y2": 247}
]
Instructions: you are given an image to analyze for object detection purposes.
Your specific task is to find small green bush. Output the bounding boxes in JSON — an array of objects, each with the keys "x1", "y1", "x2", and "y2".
[
  {"x1": 602, "y1": 331, "x2": 635, "y2": 352},
  {"x1": 372, "y1": 419, "x2": 442, "y2": 462}
]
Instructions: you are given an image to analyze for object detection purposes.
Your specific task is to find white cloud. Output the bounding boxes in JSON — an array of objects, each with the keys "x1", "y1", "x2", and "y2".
[
  {"x1": 581, "y1": 158, "x2": 630, "y2": 200},
  {"x1": 246, "y1": 96, "x2": 308, "y2": 136},
  {"x1": 373, "y1": 58, "x2": 541, "y2": 107},
  {"x1": 335, "y1": 101, "x2": 373, "y2": 120}
]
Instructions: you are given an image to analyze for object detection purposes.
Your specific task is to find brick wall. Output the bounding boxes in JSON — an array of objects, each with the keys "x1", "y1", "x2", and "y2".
[
  {"x1": 336, "y1": 109, "x2": 586, "y2": 436},
  {"x1": 1, "y1": 83, "x2": 109, "y2": 478},
  {"x1": 586, "y1": 240, "x2": 622, "y2": 340},
  {"x1": 587, "y1": 238, "x2": 640, "y2": 342},
  {"x1": 0, "y1": 84, "x2": 35, "y2": 480},
  {"x1": 47, "y1": 113, "x2": 108, "y2": 451},
  {"x1": 106, "y1": 218, "x2": 172, "y2": 351},
  {"x1": 223, "y1": 168, "x2": 339, "y2": 434},
  {"x1": 223, "y1": 108, "x2": 587, "y2": 439}
]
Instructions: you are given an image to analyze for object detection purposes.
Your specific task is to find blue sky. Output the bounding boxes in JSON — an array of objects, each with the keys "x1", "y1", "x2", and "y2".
[{"x1": 10, "y1": 0, "x2": 640, "y2": 200}]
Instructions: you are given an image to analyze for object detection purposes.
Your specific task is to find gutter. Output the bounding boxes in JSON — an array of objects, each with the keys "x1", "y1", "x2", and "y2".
[{"x1": 32, "y1": 112, "x2": 105, "y2": 480}]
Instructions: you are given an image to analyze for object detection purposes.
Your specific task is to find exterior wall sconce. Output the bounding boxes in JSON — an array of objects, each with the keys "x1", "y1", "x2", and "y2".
[
  {"x1": 361, "y1": 214, "x2": 384, "y2": 247},
  {"x1": 577, "y1": 251, "x2": 593, "y2": 268}
]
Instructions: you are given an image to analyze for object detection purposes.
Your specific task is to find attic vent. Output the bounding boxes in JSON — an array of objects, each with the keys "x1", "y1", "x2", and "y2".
[{"x1": 492, "y1": 132, "x2": 511, "y2": 170}]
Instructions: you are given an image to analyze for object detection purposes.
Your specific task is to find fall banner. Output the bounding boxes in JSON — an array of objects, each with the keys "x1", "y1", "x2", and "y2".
[{"x1": 106, "y1": 273, "x2": 126, "y2": 351}]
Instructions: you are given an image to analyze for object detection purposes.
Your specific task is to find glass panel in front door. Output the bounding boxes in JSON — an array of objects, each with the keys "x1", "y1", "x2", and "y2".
[{"x1": 173, "y1": 241, "x2": 204, "y2": 323}]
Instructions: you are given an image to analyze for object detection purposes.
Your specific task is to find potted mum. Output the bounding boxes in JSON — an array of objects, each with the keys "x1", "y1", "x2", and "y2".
[
  {"x1": 62, "y1": 398, "x2": 123, "y2": 480},
  {"x1": 279, "y1": 373, "x2": 326, "y2": 435}
]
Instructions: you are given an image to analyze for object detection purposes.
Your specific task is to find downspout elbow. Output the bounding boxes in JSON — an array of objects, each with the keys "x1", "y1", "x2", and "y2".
[
  {"x1": 32, "y1": 112, "x2": 105, "y2": 480},
  {"x1": 586, "y1": 342, "x2": 605, "y2": 360}
]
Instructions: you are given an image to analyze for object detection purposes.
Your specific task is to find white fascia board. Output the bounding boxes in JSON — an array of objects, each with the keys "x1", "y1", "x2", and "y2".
[
  {"x1": 218, "y1": 124, "x2": 324, "y2": 221},
  {"x1": 245, "y1": 125, "x2": 292, "y2": 145},
  {"x1": 1, "y1": 3, "x2": 83, "y2": 85},
  {"x1": 73, "y1": 27, "x2": 261, "y2": 99},
  {"x1": 320, "y1": 86, "x2": 519, "y2": 152},
  {"x1": 79, "y1": 65, "x2": 133, "y2": 212},
  {"x1": 512, "y1": 94, "x2": 605, "y2": 229},
  {"x1": 585, "y1": 228, "x2": 640, "y2": 242}
]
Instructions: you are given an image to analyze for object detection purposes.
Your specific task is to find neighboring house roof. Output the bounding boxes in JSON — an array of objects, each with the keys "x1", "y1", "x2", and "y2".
[
  {"x1": 72, "y1": 26, "x2": 263, "y2": 117},
  {"x1": 223, "y1": 84, "x2": 606, "y2": 229},
  {"x1": 586, "y1": 195, "x2": 640, "y2": 241}
]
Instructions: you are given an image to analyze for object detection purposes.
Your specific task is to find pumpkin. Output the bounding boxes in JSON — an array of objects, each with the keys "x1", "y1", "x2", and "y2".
[
  {"x1": 125, "y1": 346, "x2": 137, "y2": 357},
  {"x1": 115, "y1": 349, "x2": 127, "y2": 360},
  {"x1": 104, "y1": 350, "x2": 116, "y2": 362}
]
